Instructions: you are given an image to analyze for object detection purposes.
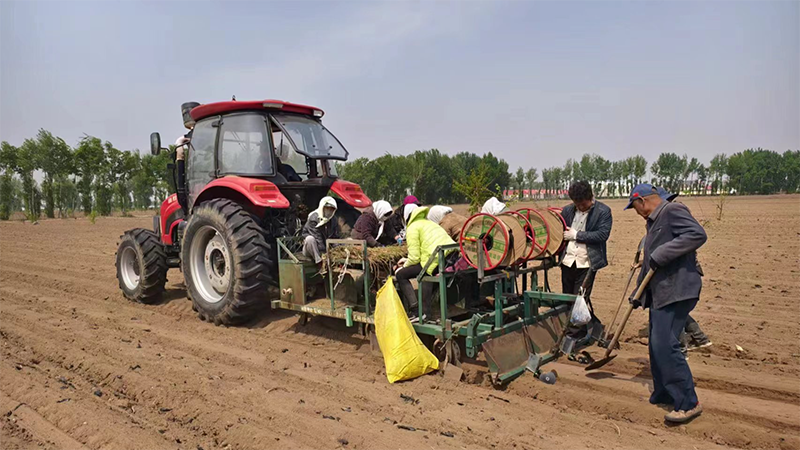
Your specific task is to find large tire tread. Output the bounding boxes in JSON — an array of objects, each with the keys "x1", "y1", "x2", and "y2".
[
  {"x1": 184, "y1": 199, "x2": 277, "y2": 325},
  {"x1": 115, "y1": 228, "x2": 168, "y2": 304}
]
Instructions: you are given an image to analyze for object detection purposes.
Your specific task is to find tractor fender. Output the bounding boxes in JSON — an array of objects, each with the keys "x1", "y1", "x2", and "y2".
[
  {"x1": 193, "y1": 177, "x2": 291, "y2": 215},
  {"x1": 159, "y1": 194, "x2": 184, "y2": 245},
  {"x1": 330, "y1": 180, "x2": 372, "y2": 208}
]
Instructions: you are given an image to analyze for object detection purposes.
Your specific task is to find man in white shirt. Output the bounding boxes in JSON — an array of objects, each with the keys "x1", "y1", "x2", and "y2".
[{"x1": 560, "y1": 181, "x2": 613, "y2": 341}]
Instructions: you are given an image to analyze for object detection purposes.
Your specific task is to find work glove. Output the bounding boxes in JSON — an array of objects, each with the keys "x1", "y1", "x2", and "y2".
[
  {"x1": 394, "y1": 258, "x2": 408, "y2": 274},
  {"x1": 629, "y1": 296, "x2": 642, "y2": 309},
  {"x1": 563, "y1": 228, "x2": 578, "y2": 241}
]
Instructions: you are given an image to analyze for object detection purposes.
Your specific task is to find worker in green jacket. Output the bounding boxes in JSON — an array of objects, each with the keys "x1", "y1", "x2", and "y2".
[{"x1": 395, "y1": 206, "x2": 458, "y2": 320}]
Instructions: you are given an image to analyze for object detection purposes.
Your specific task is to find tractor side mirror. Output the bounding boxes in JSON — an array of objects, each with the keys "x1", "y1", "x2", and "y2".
[{"x1": 150, "y1": 132, "x2": 161, "y2": 156}]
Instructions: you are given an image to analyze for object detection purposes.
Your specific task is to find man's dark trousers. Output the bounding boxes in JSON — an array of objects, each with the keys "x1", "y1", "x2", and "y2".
[
  {"x1": 649, "y1": 298, "x2": 699, "y2": 411},
  {"x1": 561, "y1": 263, "x2": 595, "y2": 298},
  {"x1": 562, "y1": 263, "x2": 595, "y2": 339}
]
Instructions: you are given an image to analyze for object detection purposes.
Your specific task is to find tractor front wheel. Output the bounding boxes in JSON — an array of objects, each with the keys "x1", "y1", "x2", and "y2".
[
  {"x1": 115, "y1": 228, "x2": 168, "y2": 303},
  {"x1": 182, "y1": 199, "x2": 276, "y2": 325}
]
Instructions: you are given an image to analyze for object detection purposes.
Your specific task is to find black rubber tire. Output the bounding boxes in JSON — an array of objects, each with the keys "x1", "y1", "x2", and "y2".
[
  {"x1": 115, "y1": 228, "x2": 168, "y2": 304},
  {"x1": 182, "y1": 198, "x2": 276, "y2": 325}
]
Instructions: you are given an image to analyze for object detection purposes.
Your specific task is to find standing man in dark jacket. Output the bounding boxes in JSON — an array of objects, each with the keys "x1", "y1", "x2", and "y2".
[
  {"x1": 654, "y1": 187, "x2": 712, "y2": 354},
  {"x1": 626, "y1": 183, "x2": 707, "y2": 423},
  {"x1": 560, "y1": 181, "x2": 613, "y2": 340}
]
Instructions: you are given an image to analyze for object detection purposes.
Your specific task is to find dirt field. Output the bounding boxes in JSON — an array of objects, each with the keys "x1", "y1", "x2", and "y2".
[{"x1": 1, "y1": 195, "x2": 799, "y2": 450}]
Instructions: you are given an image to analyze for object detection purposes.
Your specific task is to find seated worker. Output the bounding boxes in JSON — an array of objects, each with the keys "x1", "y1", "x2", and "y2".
[
  {"x1": 275, "y1": 139, "x2": 302, "y2": 181},
  {"x1": 384, "y1": 195, "x2": 419, "y2": 244},
  {"x1": 427, "y1": 205, "x2": 468, "y2": 242},
  {"x1": 481, "y1": 197, "x2": 508, "y2": 214},
  {"x1": 350, "y1": 200, "x2": 393, "y2": 247},
  {"x1": 395, "y1": 206, "x2": 458, "y2": 320},
  {"x1": 302, "y1": 196, "x2": 341, "y2": 264}
]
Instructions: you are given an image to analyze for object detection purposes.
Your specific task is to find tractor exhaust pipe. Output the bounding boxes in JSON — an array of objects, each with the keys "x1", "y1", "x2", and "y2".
[{"x1": 181, "y1": 102, "x2": 200, "y2": 129}]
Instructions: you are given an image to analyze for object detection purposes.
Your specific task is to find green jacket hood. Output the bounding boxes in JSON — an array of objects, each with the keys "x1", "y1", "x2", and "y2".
[{"x1": 408, "y1": 206, "x2": 429, "y2": 224}]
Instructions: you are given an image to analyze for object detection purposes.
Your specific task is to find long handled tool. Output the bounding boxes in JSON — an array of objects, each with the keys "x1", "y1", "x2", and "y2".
[
  {"x1": 604, "y1": 238, "x2": 644, "y2": 342},
  {"x1": 585, "y1": 268, "x2": 655, "y2": 371}
]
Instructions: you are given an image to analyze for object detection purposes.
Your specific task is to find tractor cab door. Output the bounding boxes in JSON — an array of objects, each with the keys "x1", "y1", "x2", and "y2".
[
  {"x1": 271, "y1": 122, "x2": 323, "y2": 181},
  {"x1": 186, "y1": 116, "x2": 218, "y2": 209},
  {"x1": 269, "y1": 113, "x2": 347, "y2": 181},
  {"x1": 187, "y1": 113, "x2": 276, "y2": 209}
]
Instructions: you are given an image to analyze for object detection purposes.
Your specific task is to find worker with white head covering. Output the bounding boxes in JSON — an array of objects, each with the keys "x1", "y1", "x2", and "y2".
[
  {"x1": 481, "y1": 197, "x2": 508, "y2": 215},
  {"x1": 428, "y1": 205, "x2": 469, "y2": 242},
  {"x1": 302, "y1": 196, "x2": 341, "y2": 264},
  {"x1": 403, "y1": 203, "x2": 419, "y2": 224},
  {"x1": 426, "y1": 205, "x2": 452, "y2": 225},
  {"x1": 351, "y1": 200, "x2": 394, "y2": 247}
]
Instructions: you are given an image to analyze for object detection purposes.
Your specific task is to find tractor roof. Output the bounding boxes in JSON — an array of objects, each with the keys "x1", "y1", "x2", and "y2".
[{"x1": 190, "y1": 100, "x2": 324, "y2": 122}]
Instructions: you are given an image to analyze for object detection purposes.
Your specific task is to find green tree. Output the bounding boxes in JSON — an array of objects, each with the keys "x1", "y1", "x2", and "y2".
[
  {"x1": 651, "y1": 153, "x2": 687, "y2": 193},
  {"x1": 709, "y1": 153, "x2": 728, "y2": 194},
  {"x1": 0, "y1": 142, "x2": 19, "y2": 220},
  {"x1": 17, "y1": 138, "x2": 41, "y2": 220},
  {"x1": 29, "y1": 130, "x2": 73, "y2": 218},
  {"x1": 411, "y1": 149, "x2": 455, "y2": 204},
  {"x1": 109, "y1": 149, "x2": 140, "y2": 214},
  {"x1": 94, "y1": 141, "x2": 119, "y2": 216},
  {"x1": 628, "y1": 155, "x2": 647, "y2": 191},
  {"x1": 480, "y1": 152, "x2": 510, "y2": 197},
  {"x1": 593, "y1": 155, "x2": 612, "y2": 197},
  {"x1": 453, "y1": 162, "x2": 494, "y2": 214},
  {"x1": 782, "y1": 150, "x2": 800, "y2": 193},
  {"x1": 74, "y1": 136, "x2": 105, "y2": 214},
  {"x1": 514, "y1": 167, "x2": 525, "y2": 199},
  {"x1": 525, "y1": 168, "x2": 538, "y2": 197},
  {"x1": 726, "y1": 148, "x2": 784, "y2": 194},
  {"x1": 578, "y1": 154, "x2": 596, "y2": 189}
]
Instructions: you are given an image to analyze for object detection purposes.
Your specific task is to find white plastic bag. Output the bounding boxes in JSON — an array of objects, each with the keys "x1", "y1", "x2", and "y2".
[{"x1": 570, "y1": 292, "x2": 592, "y2": 326}]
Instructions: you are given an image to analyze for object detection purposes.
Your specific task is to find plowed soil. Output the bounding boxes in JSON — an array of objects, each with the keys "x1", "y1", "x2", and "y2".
[{"x1": 1, "y1": 195, "x2": 798, "y2": 450}]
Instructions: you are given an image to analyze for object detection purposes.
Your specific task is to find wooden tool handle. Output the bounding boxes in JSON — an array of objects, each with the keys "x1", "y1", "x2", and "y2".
[{"x1": 600, "y1": 269, "x2": 656, "y2": 360}]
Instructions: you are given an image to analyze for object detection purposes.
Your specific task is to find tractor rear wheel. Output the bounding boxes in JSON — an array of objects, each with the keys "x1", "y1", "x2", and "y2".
[
  {"x1": 182, "y1": 199, "x2": 276, "y2": 325},
  {"x1": 115, "y1": 228, "x2": 168, "y2": 304}
]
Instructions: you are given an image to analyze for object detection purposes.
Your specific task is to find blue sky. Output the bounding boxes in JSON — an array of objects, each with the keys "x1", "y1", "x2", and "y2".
[{"x1": 1, "y1": 1, "x2": 798, "y2": 173}]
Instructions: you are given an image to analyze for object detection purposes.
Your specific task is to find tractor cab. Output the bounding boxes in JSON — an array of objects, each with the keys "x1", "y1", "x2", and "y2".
[
  {"x1": 151, "y1": 100, "x2": 358, "y2": 210},
  {"x1": 149, "y1": 100, "x2": 369, "y2": 248}
]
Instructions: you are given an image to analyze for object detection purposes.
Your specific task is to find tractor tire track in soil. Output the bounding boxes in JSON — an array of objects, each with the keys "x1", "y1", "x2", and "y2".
[{"x1": 2, "y1": 195, "x2": 799, "y2": 449}]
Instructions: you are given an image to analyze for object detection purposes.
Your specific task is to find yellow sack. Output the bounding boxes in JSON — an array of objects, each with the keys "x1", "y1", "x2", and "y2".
[{"x1": 374, "y1": 278, "x2": 439, "y2": 383}]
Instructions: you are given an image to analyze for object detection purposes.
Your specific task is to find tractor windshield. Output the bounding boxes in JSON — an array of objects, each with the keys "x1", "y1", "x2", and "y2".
[{"x1": 272, "y1": 113, "x2": 348, "y2": 160}]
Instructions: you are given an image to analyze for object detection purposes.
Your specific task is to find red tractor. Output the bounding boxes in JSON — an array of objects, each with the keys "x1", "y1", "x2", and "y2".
[{"x1": 115, "y1": 99, "x2": 370, "y2": 325}]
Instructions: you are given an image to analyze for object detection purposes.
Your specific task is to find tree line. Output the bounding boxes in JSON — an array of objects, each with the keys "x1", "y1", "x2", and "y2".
[
  {"x1": 335, "y1": 149, "x2": 511, "y2": 207},
  {"x1": 342, "y1": 149, "x2": 800, "y2": 205},
  {"x1": 1, "y1": 128, "x2": 797, "y2": 221},
  {"x1": 1, "y1": 130, "x2": 172, "y2": 221}
]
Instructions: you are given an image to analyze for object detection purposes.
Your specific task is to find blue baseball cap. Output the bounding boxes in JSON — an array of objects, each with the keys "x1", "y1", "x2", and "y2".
[
  {"x1": 656, "y1": 186, "x2": 678, "y2": 202},
  {"x1": 624, "y1": 183, "x2": 659, "y2": 210}
]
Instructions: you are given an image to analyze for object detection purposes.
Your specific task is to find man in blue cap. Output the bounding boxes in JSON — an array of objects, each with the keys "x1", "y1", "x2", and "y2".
[
  {"x1": 625, "y1": 183, "x2": 707, "y2": 423},
  {"x1": 655, "y1": 187, "x2": 712, "y2": 354}
]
